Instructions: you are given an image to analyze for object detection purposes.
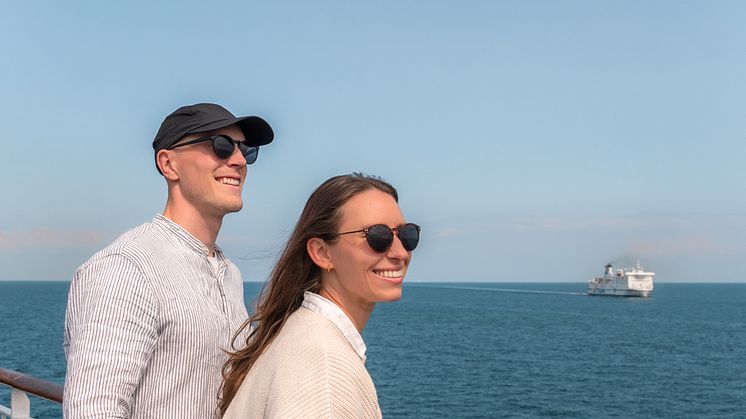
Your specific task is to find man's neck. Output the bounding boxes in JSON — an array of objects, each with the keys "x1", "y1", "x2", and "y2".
[{"x1": 162, "y1": 204, "x2": 223, "y2": 256}]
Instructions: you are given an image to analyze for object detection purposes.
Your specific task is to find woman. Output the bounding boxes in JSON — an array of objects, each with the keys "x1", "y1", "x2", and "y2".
[{"x1": 220, "y1": 173, "x2": 420, "y2": 418}]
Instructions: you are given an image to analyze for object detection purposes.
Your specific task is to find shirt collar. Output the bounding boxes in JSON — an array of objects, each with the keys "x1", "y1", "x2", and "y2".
[
  {"x1": 152, "y1": 214, "x2": 224, "y2": 258},
  {"x1": 301, "y1": 291, "x2": 367, "y2": 361}
]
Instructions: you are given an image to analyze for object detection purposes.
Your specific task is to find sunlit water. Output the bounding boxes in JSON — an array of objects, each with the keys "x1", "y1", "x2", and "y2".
[{"x1": 1, "y1": 282, "x2": 745, "y2": 418}]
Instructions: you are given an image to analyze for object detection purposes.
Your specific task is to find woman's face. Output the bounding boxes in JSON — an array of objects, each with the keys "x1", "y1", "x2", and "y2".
[{"x1": 323, "y1": 189, "x2": 412, "y2": 309}]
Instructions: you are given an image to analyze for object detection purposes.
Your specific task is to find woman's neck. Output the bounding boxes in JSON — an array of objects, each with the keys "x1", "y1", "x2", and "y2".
[{"x1": 318, "y1": 288, "x2": 373, "y2": 333}]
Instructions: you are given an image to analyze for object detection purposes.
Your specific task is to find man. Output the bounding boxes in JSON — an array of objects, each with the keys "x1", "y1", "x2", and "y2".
[{"x1": 63, "y1": 103, "x2": 274, "y2": 418}]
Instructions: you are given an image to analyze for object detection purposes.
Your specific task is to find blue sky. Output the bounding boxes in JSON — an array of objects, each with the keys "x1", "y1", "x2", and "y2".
[{"x1": 1, "y1": 1, "x2": 744, "y2": 282}]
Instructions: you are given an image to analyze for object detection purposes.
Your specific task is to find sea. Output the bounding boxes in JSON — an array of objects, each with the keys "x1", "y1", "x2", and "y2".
[{"x1": 1, "y1": 281, "x2": 745, "y2": 418}]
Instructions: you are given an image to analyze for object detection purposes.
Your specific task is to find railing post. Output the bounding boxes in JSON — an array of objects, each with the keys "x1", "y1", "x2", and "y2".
[
  {"x1": 10, "y1": 389, "x2": 31, "y2": 419},
  {"x1": 0, "y1": 368, "x2": 61, "y2": 418}
]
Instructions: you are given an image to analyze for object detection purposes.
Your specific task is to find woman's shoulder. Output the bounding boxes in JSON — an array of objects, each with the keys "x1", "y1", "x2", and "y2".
[
  {"x1": 237, "y1": 308, "x2": 380, "y2": 419},
  {"x1": 276, "y1": 307, "x2": 357, "y2": 354},
  {"x1": 270, "y1": 309, "x2": 380, "y2": 415},
  {"x1": 257, "y1": 308, "x2": 360, "y2": 374}
]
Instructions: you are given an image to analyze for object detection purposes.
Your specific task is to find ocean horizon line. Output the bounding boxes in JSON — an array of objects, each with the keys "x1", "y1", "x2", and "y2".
[{"x1": 1, "y1": 279, "x2": 745, "y2": 284}]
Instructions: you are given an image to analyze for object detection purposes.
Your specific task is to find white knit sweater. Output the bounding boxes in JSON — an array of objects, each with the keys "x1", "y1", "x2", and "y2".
[{"x1": 223, "y1": 304, "x2": 382, "y2": 418}]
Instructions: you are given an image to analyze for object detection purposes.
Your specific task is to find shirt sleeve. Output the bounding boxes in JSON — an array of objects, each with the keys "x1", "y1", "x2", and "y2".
[{"x1": 63, "y1": 254, "x2": 159, "y2": 419}]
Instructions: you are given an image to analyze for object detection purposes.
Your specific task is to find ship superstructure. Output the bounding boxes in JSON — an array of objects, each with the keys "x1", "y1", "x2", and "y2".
[{"x1": 587, "y1": 262, "x2": 654, "y2": 297}]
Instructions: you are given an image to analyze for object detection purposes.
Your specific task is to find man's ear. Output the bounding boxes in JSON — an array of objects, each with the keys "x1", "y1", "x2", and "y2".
[
  {"x1": 157, "y1": 150, "x2": 180, "y2": 181},
  {"x1": 307, "y1": 237, "x2": 334, "y2": 271}
]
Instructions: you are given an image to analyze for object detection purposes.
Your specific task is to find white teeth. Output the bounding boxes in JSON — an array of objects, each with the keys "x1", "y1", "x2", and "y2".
[
  {"x1": 374, "y1": 270, "x2": 403, "y2": 278},
  {"x1": 218, "y1": 177, "x2": 239, "y2": 186}
]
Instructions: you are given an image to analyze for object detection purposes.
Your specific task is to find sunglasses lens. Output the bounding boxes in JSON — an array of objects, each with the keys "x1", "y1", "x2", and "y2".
[
  {"x1": 398, "y1": 223, "x2": 420, "y2": 251},
  {"x1": 212, "y1": 136, "x2": 259, "y2": 164},
  {"x1": 366, "y1": 225, "x2": 394, "y2": 253},
  {"x1": 212, "y1": 136, "x2": 235, "y2": 159},
  {"x1": 241, "y1": 145, "x2": 259, "y2": 164}
]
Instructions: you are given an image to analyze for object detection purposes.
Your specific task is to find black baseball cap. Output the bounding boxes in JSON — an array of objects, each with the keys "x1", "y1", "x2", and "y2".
[{"x1": 153, "y1": 103, "x2": 274, "y2": 172}]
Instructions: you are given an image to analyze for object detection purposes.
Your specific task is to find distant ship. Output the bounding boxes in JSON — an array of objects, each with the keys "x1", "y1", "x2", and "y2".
[{"x1": 587, "y1": 262, "x2": 654, "y2": 297}]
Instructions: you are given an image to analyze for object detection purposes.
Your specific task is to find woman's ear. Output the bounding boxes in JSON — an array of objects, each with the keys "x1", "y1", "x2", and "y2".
[
  {"x1": 157, "y1": 150, "x2": 180, "y2": 181},
  {"x1": 307, "y1": 237, "x2": 334, "y2": 271}
]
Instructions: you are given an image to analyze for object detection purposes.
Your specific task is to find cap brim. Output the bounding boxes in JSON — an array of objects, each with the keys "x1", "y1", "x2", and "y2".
[
  {"x1": 186, "y1": 116, "x2": 274, "y2": 147},
  {"x1": 235, "y1": 116, "x2": 274, "y2": 146}
]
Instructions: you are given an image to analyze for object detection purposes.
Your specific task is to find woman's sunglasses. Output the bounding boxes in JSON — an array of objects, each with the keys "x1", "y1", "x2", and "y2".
[
  {"x1": 167, "y1": 134, "x2": 259, "y2": 164},
  {"x1": 328, "y1": 223, "x2": 421, "y2": 253}
]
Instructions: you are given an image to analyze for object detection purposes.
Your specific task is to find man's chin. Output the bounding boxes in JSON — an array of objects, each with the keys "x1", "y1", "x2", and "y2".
[
  {"x1": 219, "y1": 200, "x2": 244, "y2": 214},
  {"x1": 226, "y1": 204, "x2": 243, "y2": 214}
]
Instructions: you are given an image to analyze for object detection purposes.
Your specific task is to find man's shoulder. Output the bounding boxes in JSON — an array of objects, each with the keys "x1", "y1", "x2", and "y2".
[{"x1": 77, "y1": 218, "x2": 166, "y2": 270}]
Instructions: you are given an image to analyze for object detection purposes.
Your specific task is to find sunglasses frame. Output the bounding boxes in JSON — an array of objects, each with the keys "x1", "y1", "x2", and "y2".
[
  {"x1": 167, "y1": 134, "x2": 259, "y2": 164},
  {"x1": 327, "y1": 223, "x2": 421, "y2": 253}
]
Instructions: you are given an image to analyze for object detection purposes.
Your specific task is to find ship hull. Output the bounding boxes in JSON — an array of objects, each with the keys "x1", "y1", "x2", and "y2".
[{"x1": 587, "y1": 286, "x2": 651, "y2": 298}]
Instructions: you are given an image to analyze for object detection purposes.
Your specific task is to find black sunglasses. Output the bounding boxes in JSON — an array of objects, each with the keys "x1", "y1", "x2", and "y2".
[
  {"x1": 327, "y1": 223, "x2": 421, "y2": 253},
  {"x1": 167, "y1": 135, "x2": 259, "y2": 164}
]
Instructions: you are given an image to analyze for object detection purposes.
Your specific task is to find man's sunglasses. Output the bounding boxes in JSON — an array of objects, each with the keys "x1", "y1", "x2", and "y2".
[
  {"x1": 327, "y1": 223, "x2": 421, "y2": 253},
  {"x1": 167, "y1": 135, "x2": 259, "y2": 164}
]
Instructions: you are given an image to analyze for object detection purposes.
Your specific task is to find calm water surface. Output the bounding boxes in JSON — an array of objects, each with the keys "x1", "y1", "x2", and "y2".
[{"x1": 1, "y1": 282, "x2": 745, "y2": 418}]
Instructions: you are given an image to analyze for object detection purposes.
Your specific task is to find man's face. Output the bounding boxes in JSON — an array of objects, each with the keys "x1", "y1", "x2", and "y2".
[{"x1": 169, "y1": 124, "x2": 248, "y2": 218}]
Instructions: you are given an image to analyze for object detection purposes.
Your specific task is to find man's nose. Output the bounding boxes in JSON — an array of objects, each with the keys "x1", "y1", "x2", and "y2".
[{"x1": 227, "y1": 144, "x2": 247, "y2": 166}]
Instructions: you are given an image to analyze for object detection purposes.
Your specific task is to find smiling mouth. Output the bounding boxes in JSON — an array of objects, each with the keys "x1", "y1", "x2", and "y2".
[
  {"x1": 216, "y1": 177, "x2": 240, "y2": 186},
  {"x1": 373, "y1": 269, "x2": 403, "y2": 279}
]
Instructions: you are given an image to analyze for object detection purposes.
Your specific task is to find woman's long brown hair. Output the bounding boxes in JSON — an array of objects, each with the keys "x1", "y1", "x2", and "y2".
[{"x1": 218, "y1": 173, "x2": 398, "y2": 415}]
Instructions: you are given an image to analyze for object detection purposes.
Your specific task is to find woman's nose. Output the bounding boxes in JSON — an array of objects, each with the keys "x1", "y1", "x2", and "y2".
[{"x1": 387, "y1": 234, "x2": 409, "y2": 259}]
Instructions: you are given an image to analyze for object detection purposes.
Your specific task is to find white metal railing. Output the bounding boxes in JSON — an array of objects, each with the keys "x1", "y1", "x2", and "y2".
[
  {"x1": 0, "y1": 368, "x2": 62, "y2": 419},
  {"x1": 0, "y1": 388, "x2": 31, "y2": 419}
]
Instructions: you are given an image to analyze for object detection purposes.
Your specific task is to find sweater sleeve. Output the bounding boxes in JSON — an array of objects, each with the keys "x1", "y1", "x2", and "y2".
[{"x1": 266, "y1": 346, "x2": 381, "y2": 419}]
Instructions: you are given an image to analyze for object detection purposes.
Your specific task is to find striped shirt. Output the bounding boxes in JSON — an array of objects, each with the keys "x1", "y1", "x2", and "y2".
[{"x1": 63, "y1": 214, "x2": 249, "y2": 418}]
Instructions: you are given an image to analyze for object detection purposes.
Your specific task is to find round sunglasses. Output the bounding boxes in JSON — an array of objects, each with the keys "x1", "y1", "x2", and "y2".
[
  {"x1": 167, "y1": 134, "x2": 259, "y2": 164},
  {"x1": 327, "y1": 223, "x2": 421, "y2": 253}
]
